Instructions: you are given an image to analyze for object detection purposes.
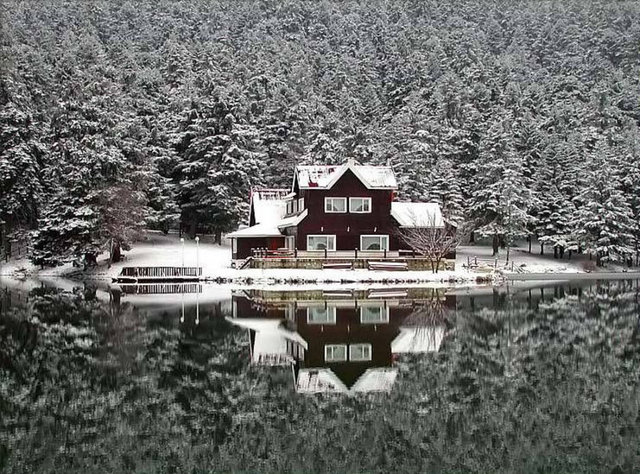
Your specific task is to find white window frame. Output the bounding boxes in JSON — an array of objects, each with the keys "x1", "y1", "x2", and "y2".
[
  {"x1": 298, "y1": 197, "x2": 305, "y2": 211},
  {"x1": 349, "y1": 197, "x2": 372, "y2": 213},
  {"x1": 324, "y1": 197, "x2": 347, "y2": 213},
  {"x1": 292, "y1": 200, "x2": 298, "y2": 214},
  {"x1": 325, "y1": 344, "x2": 347, "y2": 362},
  {"x1": 360, "y1": 305, "x2": 389, "y2": 324},
  {"x1": 307, "y1": 306, "x2": 336, "y2": 324},
  {"x1": 349, "y1": 343, "x2": 372, "y2": 361},
  {"x1": 286, "y1": 201, "x2": 293, "y2": 215},
  {"x1": 360, "y1": 235, "x2": 389, "y2": 251},
  {"x1": 232, "y1": 238, "x2": 238, "y2": 254},
  {"x1": 307, "y1": 235, "x2": 336, "y2": 251}
]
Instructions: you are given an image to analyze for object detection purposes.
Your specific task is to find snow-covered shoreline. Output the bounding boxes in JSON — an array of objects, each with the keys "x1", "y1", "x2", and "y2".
[{"x1": 2, "y1": 232, "x2": 637, "y2": 286}]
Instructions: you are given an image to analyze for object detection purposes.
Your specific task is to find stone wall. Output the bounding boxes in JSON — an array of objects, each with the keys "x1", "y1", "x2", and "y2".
[{"x1": 249, "y1": 257, "x2": 455, "y2": 272}]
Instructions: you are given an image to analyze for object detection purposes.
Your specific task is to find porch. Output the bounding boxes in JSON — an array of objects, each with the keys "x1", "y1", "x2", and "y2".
[{"x1": 241, "y1": 249, "x2": 455, "y2": 271}]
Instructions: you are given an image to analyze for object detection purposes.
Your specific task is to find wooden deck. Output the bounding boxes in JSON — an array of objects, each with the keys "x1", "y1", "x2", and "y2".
[{"x1": 113, "y1": 266, "x2": 203, "y2": 283}]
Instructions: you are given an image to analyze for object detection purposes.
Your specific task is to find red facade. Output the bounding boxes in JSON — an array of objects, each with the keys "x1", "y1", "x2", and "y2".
[
  {"x1": 286, "y1": 169, "x2": 402, "y2": 251},
  {"x1": 228, "y1": 162, "x2": 450, "y2": 260}
]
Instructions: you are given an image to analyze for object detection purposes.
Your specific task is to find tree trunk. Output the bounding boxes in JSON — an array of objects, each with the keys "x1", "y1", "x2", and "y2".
[
  {"x1": 559, "y1": 247, "x2": 565, "y2": 259},
  {"x1": 215, "y1": 230, "x2": 222, "y2": 245},
  {"x1": 540, "y1": 243, "x2": 544, "y2": 255},
  {"x1": 112, "y1": 241, "x2": 122, "y2": 262},
  {"x1": 554, "y1": 247, "x2": 558, "y2": 259},
  {"x1": 470, "y1": 232, "x2": 475, "y2": 244},
  {"x1": 528, "y1": 236, "x2": 532, "y2": 254},
  {"x1": 492, "y1": 234, "x2": 499, "y2": 256}
]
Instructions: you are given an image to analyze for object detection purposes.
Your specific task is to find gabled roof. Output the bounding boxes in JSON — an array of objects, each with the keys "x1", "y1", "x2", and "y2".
[
  {"x1": 294, "y1": 161, "x2": 397, "y2": 190},
  {"x1": 296, "y1": 368, "x2": 398, "y2": 394},
  {"x1": 391, "y1": 202, "x2": 445, "y2": 228}
]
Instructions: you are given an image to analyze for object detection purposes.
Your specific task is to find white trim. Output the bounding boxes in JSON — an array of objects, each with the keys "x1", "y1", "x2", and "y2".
[
  {"x1": 325, "y1": 344, "x2": 347, "y2": 362},
  {"x1": 359, "y1": 305, "x2": 389, "y2": 324},
  {"x1": 307, "y1": 234, "x2": 336, "y2": 251},
  {"x1": 324, "y1": 197, "x2": 347, "y2": 213},
  {"x1": 360, "y1": 234, "x2": 389, "y2": 251},
  {"x1": 349, "y1": 197, "x2": 372, "y2": 213},
  {"x1": 307, "y1": 306, "x2": 336, "y2": 324},
  {"x1": 349, "y1": 343, "x2": 372, "y2": 361},
  {"x1": 285, "y1": 235, "x2": 295, "y2": 249}
]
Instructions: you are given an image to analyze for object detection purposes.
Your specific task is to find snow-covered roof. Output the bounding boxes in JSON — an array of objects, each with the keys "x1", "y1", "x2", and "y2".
[
  {"x1": 278, "y1": 208, "x2": 308, "y2": 229},
  {"x1": 295, "y1": 161, "x2": 397, "y2": 190},
  {"x1": 226, "y1": 223, "x2": 283, "y2": 238},
  {"x1": 225, "y1": 317, "x2": 308, "y2": 365},
  {"x1": 250, "y1": 189, "x2": 289, "y2": 226},
  {"x1": 296, "y1": 368, "x2": 349, "y2": 393},
  {"x1": 296, "y1": 367, "x2": 398, "y2": 394},
  {"x1": 391, "y1": 326, "x2": 445, "y2": 353},
  {"x1": 351, "y1": 368, "x2": 398, "y2": 393},
  {"x1": 391, "y1": 202, "x2": 445, "y2": 228}
]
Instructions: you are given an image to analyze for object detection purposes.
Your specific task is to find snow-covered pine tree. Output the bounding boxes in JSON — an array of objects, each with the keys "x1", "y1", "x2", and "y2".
[
  {"x1": 572, "y1": 142, "x2": 634, "y2": 265},
  {"x1": 0, "y1": 103, "x2": 46, "y2": 231},
  {"x1": 173, "y1": 96, "x2": 265, "y2": 241},
  {"x1": 467, "y1": 118, "x2": 535, "y2": 259}
]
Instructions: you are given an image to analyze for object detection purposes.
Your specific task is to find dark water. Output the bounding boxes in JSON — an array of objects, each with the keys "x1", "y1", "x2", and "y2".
[{"x1": 1, "y1": 279, "x2": 639, "y2": 473}]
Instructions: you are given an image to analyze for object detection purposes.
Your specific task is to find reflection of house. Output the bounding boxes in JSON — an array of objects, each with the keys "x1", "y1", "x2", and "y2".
[
  {"x1": 227, "y1": 289, "x2": 454, "y2": 393},
  {"x1": 227, "y1": 160, "x2": 447, "y2": 261}
]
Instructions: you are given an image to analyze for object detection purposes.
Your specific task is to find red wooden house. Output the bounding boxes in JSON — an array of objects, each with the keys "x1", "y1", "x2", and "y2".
[{"x1": 228, "y1": 159, "x2": 446, "y2": 261}]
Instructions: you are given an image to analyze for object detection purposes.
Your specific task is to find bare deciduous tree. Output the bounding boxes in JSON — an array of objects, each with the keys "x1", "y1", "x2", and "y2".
[{"x1": 397, "y1": 215, "x2": 466, "y2": 273}]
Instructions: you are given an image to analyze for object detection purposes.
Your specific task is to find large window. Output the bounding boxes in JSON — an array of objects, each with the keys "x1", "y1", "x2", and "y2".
[
  {"x1": 307, "y1": 306, "x2": 336, "y2": 324},
  {"x1": 324, "y1": 197, "x2": 347, "y2": 213},
  {"x1": 349, "y1": 197, "x2": 372, "y2": 213},
  {"x1": 325, "y1": 344, "x2": 347, "y2": 362},
  {"x1": 307, "y1": 235, "x2": 336, "y2": 251},
  {"x1": 349, "y1": 344, "x2": 372, "y2": 361},
  {"x1": 360, "y1": 235, "x2": 389, "y2": 251},
  {"x1": 360, "y1": 305, "x2": 389, "y2": 324}
]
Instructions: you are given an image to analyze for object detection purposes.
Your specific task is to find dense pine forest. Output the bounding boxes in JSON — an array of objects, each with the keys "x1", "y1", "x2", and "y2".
[{"x1": 1, "y1": 0, "x2": 640, "y2": 266}]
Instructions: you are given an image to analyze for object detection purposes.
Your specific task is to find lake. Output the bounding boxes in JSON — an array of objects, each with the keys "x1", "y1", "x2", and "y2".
[{"x1": 1, "y1": 279, "x2": 639, "y2": 473}]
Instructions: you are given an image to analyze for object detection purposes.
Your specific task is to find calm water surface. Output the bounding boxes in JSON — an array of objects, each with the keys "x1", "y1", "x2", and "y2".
[{"x1": 1, "y1": 279, "x2": 639, "y2": 473}]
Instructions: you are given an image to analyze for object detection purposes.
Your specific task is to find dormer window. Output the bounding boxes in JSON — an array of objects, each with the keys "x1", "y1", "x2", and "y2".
[
  {"x1": 349, "y1": 197, "x2": 371, "y2": 213},
  {"x1": 325, "y1": 197, "x2": 347, "y2": 213}
]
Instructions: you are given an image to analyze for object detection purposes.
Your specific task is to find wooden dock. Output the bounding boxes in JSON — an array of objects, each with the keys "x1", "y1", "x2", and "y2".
[{"x1": 113, "y1": 266, "x2": 202, "y2": 284}]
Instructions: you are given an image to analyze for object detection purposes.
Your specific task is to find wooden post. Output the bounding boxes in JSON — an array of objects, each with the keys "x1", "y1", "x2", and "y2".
[
  {"x1": 354, "y1": 248, "x2": 358, "y2": 258},
  {"x1": 324, "y1": 248, "x2": 327, "y2": 259},
  {"x1": 294, "y1": 248, "x2": 298, "y2": 258},
  {"x1": 383, "y1": 249, "x2": 387, "y2": 259}
]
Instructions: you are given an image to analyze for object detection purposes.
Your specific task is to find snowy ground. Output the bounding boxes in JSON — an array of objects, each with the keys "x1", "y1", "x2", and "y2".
[
  {"x1": 457, "y1": 241, "x2": 635, "y2": 275},
  {"x1": 1, "y1": 233, "x2": 636, "y2": 284}
]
